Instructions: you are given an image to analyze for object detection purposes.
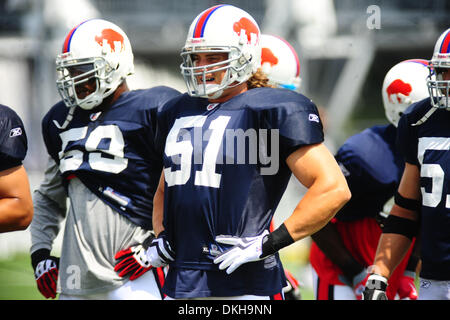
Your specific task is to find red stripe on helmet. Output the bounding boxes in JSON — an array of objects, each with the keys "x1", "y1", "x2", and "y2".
[
  {"x1": 62, "y1": 26, "x2": 78, "y2": 53},
  {"x1": 62, "y1": 20, "x2": 91, "y2": 53},
  {"x1": 193, "y1": 5, "x2": 224, "y2": 38},
  {"x1": 439, "y1": 30, "x2": 450, "y2": 53}
]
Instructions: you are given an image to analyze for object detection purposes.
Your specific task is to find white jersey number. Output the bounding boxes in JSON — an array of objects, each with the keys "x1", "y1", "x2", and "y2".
[
  {"x1": 164, "y1": 115, "x2": 230, "y2": 188},
  {"x1": 59, "y1": 125, "x2": 128, "y2": 174},
  {"x1": 418, "y1": 137, "x2": 450, "y2": 208}
]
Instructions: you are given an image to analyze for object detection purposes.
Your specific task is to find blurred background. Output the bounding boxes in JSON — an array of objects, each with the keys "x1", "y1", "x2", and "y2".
[{"x1": 0, "y1": 0, "x2": 449, "y2": 299}]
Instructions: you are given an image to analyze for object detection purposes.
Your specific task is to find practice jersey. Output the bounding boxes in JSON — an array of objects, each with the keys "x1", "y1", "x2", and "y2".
[
  {"x1": 334, "y1": 124, "x2": 404, "y2": 222},
  {"x1": 42, "y1": 86, "x2": 180, "y2": 230},
  {"x1": 309, "y1": 123, "x2": 410, "y2": 298},
  {"x1": 397, "y1": 98, "x2": 450, "y2": 280},
  {"x1": 156, "y1": 87, "x2": 324, "y2": 298},
  {"x1": 0, "y1": 104, "x2": 27, "y2": 171}
]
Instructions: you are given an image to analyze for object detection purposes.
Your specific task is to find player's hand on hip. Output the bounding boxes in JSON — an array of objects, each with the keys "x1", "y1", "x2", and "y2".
[
  {"x1": 362, "y1": 274, "x2": 388, "y2": 300},
  {"x1": 213, "y1": 230, "x2": 269, "y2": 274},
  {"x1": 146, "y1": 231, "x2": 175, "y2": 268},
  {"x1": 397, "y1": 271, "x2": 418, "y2": 300},
  {"x1": 31, "y1": 249, "x2": 59, "y2": 299},
  {"x1": 114, "y1": 234, "x2": 155, "y2": 280}
]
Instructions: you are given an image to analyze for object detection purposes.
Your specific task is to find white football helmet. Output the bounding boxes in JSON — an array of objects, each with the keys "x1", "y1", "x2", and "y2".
[
  {"x1": 381, "y1": 59, "x2": 429, "y2": 127},
  {"x1": 260, "y1": 34, "x2": 301, "y2": 91},
  {"x1": 56, "y1": 19, "x2": 134, "y2": 110},
  {"x1": 427, "y1": 28, "x2": 450, "y2": 110},
  {"x1": 180, "y1": 5, "x2": 261, "y2": 99}
]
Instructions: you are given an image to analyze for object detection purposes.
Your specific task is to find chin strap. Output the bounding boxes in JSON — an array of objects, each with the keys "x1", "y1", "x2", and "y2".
[
  {"x1": 53, "y1": 106, "x2": 76, "y2": 129},
  {"x1": 411, "y1": 105, "x2": 438, "y2": 126}
]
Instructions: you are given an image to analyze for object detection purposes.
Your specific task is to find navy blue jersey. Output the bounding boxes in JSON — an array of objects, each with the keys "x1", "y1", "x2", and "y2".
[
  {"x1": 335, "y1": 124, "x2": 404, "y2": 222},
  {"x1": 397, "y1": 98, "x2": 450, "y2": 280},
  {"x1": 42, "y1": 86, "x2": 180, "y2": 230},
  {"x1": 156, "y1": 87, "x2": 324, "y2": 297},
  {"x1": 0, "y1": 104, "x2": 27, "y2": 171}
]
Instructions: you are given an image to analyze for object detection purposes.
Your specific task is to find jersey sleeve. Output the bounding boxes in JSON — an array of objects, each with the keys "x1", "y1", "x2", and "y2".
[
  {"x1": 335, "y1": 151, "x2": 364, "y2": 196},
  {"x1": 0, "y1": 105, "x2": 28, "y2": 171},
  {"x1": 262, "y1": 97, "x2": 324, "y2": 160},
  {"x1": 30, "y1": 156, "x2": 68, "y2": 254},
  {"x1": 41, "y1": 107, "x2": 61, "y2": 165},
  {"x1": 396, "y1": 111, "x2": 419, "y2": 165}
]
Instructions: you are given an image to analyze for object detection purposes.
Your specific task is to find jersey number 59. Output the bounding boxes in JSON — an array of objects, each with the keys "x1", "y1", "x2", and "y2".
[{"x1": 58, "y1": 125, "x2": 128, "y2": 174}]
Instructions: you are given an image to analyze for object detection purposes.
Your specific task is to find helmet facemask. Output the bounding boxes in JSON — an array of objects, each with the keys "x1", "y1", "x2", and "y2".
[
  {"x1": 180, "y1": 45, "x2": 253, "y2": 99},
  {"x1": 56, "y1": 53, "x2": 119, "y2": 110},
  {"x1": 427, "y1": 64, "x2": 450, "y2": 110}
]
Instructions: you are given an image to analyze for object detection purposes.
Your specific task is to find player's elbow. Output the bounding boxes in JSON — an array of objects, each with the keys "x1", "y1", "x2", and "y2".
[
  {"x1": 0, "y1": 201, "x2": 34, "y2": 232},
  {"x1": 14, "y1": 202, "x2": 34, "y2": 231},
  {"x1": 12, "y1": 198, "x2": 34, "y2": 231},
  {"x1": 336, "y1": 183, "x2": 351, "y2": 207},
  {"x1": 325, "y1": 179, "x2": 351, "y2": 215},
  {"x1": 19, "y1": 205, "x2": 34, "y2": 230}
]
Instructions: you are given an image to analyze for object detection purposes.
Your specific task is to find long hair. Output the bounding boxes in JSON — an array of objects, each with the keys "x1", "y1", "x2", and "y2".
[{"x1": 247, "y1": 68, "x2": 276, "y2": 89}]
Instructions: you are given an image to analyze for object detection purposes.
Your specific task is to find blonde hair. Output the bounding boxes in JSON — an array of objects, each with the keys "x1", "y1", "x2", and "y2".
[{"x1": 247, "y1": 68, "x2": 276, "y2": 89}]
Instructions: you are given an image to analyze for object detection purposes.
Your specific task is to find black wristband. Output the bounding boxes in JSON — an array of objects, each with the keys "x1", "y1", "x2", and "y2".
[
  {"x1": 394, "y1": 191, "x2": 421, "y2": 212},
  {"x1": 31, "y1": 248, "x2": 51, "y2": 270},
  {"x1": 261, "y1": 223, "x2": 294, "y2": 258},
  {"x1": 382, "y1": 214, "x2": 418, "y2": 239}
]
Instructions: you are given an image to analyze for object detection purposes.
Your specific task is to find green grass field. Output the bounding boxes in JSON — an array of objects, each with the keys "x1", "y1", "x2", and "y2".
[
  {"x1": 0, "y1": 252, "x2": 45, "y2": 300},
  {"x1": 0, "y1": 251, "x2": 313, "y2": 300}
]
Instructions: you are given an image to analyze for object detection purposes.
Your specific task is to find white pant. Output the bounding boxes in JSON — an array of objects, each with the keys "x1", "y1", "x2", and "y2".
[
  {"x1": 418, "y1": 278, "x2": 450, "y2": 300},
  {"x1": 59, "y1": 270, "x2": 162, "y2": 300}
]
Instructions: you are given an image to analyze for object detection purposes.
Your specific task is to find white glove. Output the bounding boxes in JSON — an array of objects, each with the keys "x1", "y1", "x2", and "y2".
[
  {"x1": 213, "y1": 230, "x2": 269, "y2": 274},
  {"x1": 146, "y1": 231, "x2": 175, "y2": 268}
]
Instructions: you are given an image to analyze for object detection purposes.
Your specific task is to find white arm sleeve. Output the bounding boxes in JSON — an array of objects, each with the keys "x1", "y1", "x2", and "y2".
[{"x1": 30, "y1": 156, "x2": 67, "y2": 254}]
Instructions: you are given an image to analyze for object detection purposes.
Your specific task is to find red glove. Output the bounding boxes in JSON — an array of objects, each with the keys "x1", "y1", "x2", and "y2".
[
  {"x1": 31, "y1": 249, "x2": 59, "y2": 299},
  {"x1": 115, "y1": 240, "x2": 154, "y2": 280},
  {"x1": 397, "y1": 271, "x2": 418, "y2": 300}
]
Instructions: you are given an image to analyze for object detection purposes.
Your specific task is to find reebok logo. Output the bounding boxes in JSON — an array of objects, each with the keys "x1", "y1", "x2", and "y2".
[
  {"x1": 9, "y1": 127, "x2": 22, "y2": 137},
  {"x1": 308, "y1": 113, "x2": 319, "y2": 123}
]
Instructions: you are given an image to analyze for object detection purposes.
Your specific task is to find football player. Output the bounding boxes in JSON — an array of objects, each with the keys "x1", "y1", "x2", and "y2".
[
  {"x1": 310, "y1": 59, "x2": 429, "y2": 300},
  {"x1": 0, "y1": 104, "x2": 33, "y2": 233},
  {"x1": 148, "y1": 5, "x2": 350, "y2": 299},
  {"x1": 364, "y1": 28, "x2": 450, "y2": 300},
  {"x1": 261, "y1": 33, "x2": 302, "y2": 300},
  {"x1": 29, "y1": 19, "x2": 180, "y2": 299}
]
